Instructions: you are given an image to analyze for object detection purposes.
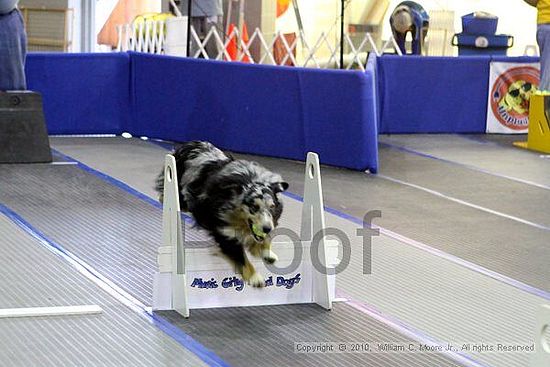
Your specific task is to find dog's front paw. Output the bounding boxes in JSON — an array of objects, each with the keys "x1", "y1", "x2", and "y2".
[
  {"x1": 262, "y1": 250, "x2": 278, "y2": 264},
  {"x1": 248, "y1": 272, "x2": 266, "y2": 288}
]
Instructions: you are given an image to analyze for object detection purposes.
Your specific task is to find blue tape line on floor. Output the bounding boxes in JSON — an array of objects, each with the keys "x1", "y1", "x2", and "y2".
[
  {"x1": 52, "y1": 149, "x2": 162, "y2": 209},
  {"x1": 51, "y1": 149, "x2": 196, "y2": 227},
  {"x1": 0, "y1": 202, "x2": 230, "y2": 367}
]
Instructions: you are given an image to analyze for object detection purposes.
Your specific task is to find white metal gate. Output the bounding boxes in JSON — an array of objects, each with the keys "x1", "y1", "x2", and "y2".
[{"x1": 117, "y1": 20, "x2": 401, "y2": 70}]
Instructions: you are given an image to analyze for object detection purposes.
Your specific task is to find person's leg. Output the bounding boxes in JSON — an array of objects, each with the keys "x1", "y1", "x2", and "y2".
[
  {"x1": 411, "y1": 25, "x2": 420, "y2": 55},
  {"x1": 392, "y1": 30, "x2": 407, "y2": 55},
  {"x1": 537, "y1": 24, "x2": 550, "y2": 91},
  {"x1": 204, "y1": 16, "x2": 221, "y2": 59},
  {"x1": 190, "y1": 16, "x2": 205, "y2": 57},
  {"x1": 0, "y1": 10, "x2": 27, "y2": 90},
  {"x1": 419, "y1": 27, "x2": 428, "y2": 56},
  {"x1": 17, "y1": 10, "x2": 27, "y2": 88}
]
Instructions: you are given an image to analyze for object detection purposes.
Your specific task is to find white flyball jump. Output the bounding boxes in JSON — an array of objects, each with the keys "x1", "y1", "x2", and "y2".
[{"x1": 153, "y1": 152, "x2": 338, "y2": 318}]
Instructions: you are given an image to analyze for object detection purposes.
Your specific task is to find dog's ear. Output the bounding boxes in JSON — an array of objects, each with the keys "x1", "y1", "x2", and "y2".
[{"x1": 271, "y1": 181, "x2": 289, "y2": 193}]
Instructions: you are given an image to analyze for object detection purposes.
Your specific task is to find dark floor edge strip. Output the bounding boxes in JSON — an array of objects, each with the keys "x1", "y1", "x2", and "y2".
[
  {"x1": 379, "y1": 141, "x2": 550, "y2": 191},
  {"x1": 0, "y1": 204, "x2": 230, "y2": 367}
]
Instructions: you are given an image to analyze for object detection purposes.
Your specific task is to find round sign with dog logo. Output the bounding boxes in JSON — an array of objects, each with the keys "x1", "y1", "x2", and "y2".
[{"x1": 489, "y1": 65, "x2": 540, "y2": 132}]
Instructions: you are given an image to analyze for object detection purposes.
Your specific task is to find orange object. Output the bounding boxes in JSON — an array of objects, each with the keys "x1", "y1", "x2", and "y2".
[
  {"x1": 226, "y1": 23, "x2": 238, "y2": 60},
  {"x1": 225, "y1": 23, "x2": 250, "y2": 62},
  {"x1": 277, "y1": 0, "x2": 291, "y2": 17}
]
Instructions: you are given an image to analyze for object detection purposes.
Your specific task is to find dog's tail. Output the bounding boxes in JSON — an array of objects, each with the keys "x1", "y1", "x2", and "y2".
[{"x1": 154, "y1": 169, "x2": 165, "y2": 203}]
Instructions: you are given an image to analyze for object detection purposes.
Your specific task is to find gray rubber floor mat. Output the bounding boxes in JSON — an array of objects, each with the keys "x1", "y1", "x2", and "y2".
[
  {"x1": 47, "y1": 137, "x2": 548, "y2": 367},
  {"x1": 0, "y1": 162, "x2": 465, "y2": 366},
  {"x1": 0, "y1": 163, "x2": 213, "y2": 305},
  {"x1": 0, "y1": 213, "x2": 208, "y2": 367},
  {"x1": 158, "y1": 303, "x2": 463, "y2": 367},
  {"x1": 378, "y1": 146, "x2": 550, "y2": 229},
  {"x1": 379, "y1": 134, "x2": 550, "y2": 188},
  {"x1": 51, "y1": 136, "x2": 168, "y2": 199}
]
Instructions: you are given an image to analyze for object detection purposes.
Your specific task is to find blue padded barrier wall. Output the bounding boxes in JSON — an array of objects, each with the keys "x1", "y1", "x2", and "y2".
[
  {"x1": 378, "y1": 55, "x2": 491, "y2": 133},
  {"x1": 130, "y1": 53, "x2": 379, "y2": 172},
  {"x1": 26, "y1": 53, "x2": 131, "y2": 135},
  {"x1": 491, "y1": 56, "x2": 539, "y2": 63},
  {"x1": 24, "y1": 52, "x2": 540, "y2": 169}
]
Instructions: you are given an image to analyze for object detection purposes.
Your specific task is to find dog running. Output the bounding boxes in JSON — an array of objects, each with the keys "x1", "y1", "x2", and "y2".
[{"x1": 155, "y1": 141, "x2": 288, "y2": 287}]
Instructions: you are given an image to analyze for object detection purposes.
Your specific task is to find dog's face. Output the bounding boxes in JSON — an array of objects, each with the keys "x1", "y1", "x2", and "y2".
[
  {"x1": 500, "y1": 80, "x2": 536, "y2": 114},
  {"x1": 228, "y1": 181, "x2": 288, "y2": 242},
  {"x1": 242, "y1": 182, "x2": 288, "y2": 242}
]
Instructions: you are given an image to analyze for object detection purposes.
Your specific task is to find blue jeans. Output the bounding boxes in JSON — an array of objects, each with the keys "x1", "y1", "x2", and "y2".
[
  {"x1": 0, "y1": 9, "x2": 27, "y2": 90},
  {"x1": 537, "y1": 24, "x2": 550, "y2": 91}
]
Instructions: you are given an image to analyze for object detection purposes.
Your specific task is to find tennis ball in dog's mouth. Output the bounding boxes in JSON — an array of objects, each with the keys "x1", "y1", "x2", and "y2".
[{"x1": 251, "y1": 224, "x2": 267, "y2": 239}]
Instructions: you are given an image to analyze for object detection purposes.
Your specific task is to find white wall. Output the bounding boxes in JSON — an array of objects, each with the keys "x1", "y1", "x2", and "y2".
[
  {"x1": 67, "y1": 0, "x2": 81, "y2": 52},
  {"x1": 276, "y1": 0, "x2": 340, "y2": 60},
  {"x1": 95, "y1": 0, "x2": 118, "y2": 35},
  {"x1": 95, "y1": 0, "x2": 118, "y2": 51},
  {"x1": 382, "y1": 0, "x2": 538, "y2": 56},
  {"x1": 277, "y1": 1, "x2": 343, "y2": 37}
]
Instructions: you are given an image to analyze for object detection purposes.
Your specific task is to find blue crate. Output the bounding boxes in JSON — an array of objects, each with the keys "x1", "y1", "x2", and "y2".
[
  {"x1": 452, "y1": 33, "x2": 513, "y2": 56},
  {"x1": 462, "y1": 12, "x2": 498, "y2": 35}
]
